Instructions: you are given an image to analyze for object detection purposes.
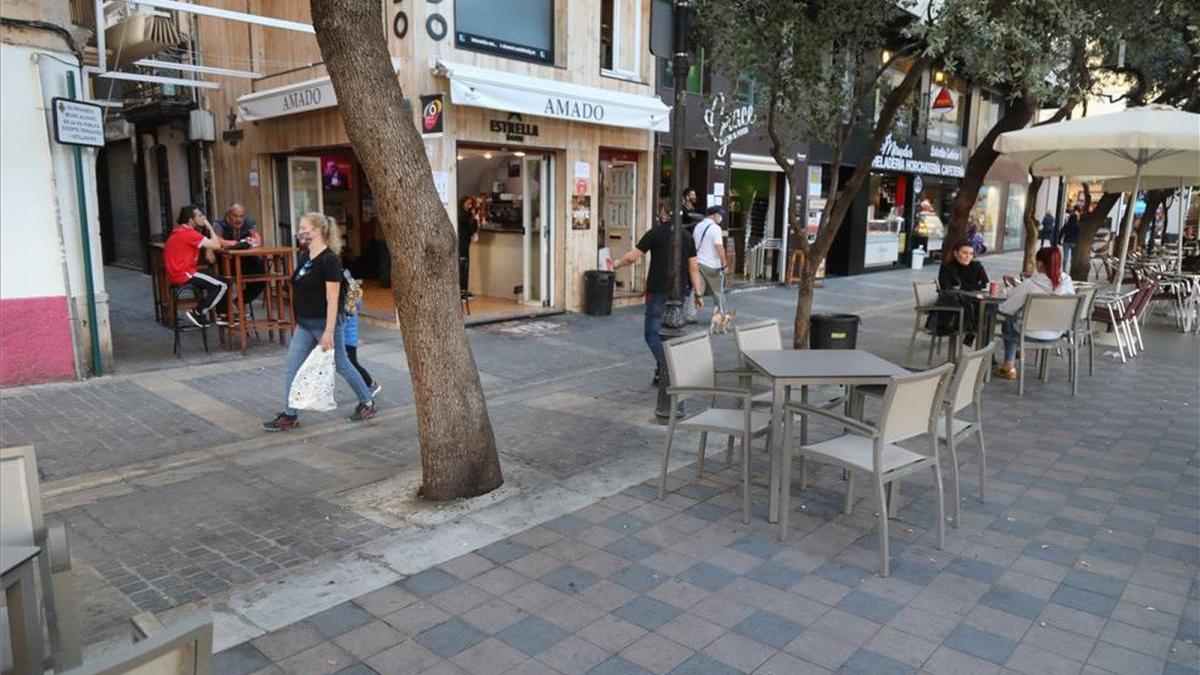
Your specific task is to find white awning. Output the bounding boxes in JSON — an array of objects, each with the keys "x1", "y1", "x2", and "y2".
[
  {"x1": 236, "y1": 60, "x2": 401, "y2": 122},
  {"x1": 730, "y1": 153, "x2": 790, "y2": 173},
  {"x1": 434, "y1": 60, "x2": 670, "y2": 132}
]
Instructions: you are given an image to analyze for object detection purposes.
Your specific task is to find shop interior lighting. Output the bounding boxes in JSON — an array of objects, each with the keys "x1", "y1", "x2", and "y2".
[
  {"x1": 483, "y1": 152, "x2": 493, "y2": 159},
  {"x1": 934, "y1": 69, "x2": 945, "y2": 84},
  {"x1": 881, "y1": 49, "x2": 892, "y2": 64},
  {"x1": 457, "y1": 154, "x2": 464, "y2": 160},
  {"x1": 513, "y1": 151, "x2": 526, "y2": 157}
]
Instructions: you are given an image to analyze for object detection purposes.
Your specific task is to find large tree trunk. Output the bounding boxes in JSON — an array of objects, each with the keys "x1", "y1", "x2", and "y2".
[
  {"x1": 1021, "y1": 175, "x2": 1044, "y2": 276},
  {"x1": 1071, "y1": 192, "x2": 1120, "y2": 280},
  {"x1": 310, "y1": 0, "x2": 502, "y2": 500},
  {"x1": 942, "y1": 95, "x2": 1038, "y2": 260},
  {"x1": 1133, "y1": 189, "x2": 1170, "y2": 253}
]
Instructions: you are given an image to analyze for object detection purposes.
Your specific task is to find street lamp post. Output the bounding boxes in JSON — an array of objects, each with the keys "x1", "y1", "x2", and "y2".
[{"x1": 655, "y1": 0, "x2": 692, "y2": 420}]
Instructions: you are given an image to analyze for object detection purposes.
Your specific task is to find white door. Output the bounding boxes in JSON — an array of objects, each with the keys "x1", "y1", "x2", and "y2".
[
  {"x1": 603, "y1": 161, "x2": 638, "y2": 291},
  {"x1": 287, "y1": 156, "x2": 323, "y2": 243},
  {"x1": 523, "y1": 156, "x2": 552, "y2": 306}
]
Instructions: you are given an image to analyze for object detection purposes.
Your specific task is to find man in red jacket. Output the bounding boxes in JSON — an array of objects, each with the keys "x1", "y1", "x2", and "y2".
[{"x1": 165, "y1": 205, "x2": 228, "y2": 327}]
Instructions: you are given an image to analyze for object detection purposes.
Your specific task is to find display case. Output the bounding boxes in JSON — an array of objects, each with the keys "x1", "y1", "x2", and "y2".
[{"x1": 864, "y1": 214, "x2": 903, "y2": 267}]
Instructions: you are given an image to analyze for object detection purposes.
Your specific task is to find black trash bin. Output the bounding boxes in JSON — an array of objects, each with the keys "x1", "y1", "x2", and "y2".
[
  {"x1": 809, "y1": 313, "x2": 860, "y2": 349},
  {"x1": 583, "y1": 270, "x2": 616, "y2": 316}
]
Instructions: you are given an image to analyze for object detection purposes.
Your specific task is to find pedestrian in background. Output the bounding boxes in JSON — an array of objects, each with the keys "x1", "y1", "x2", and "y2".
[
  {"x1": 1061, "y1": 206, "x2": 1081, "y2": 274},
  {"x1": 341, "y1": 269, "x2": 381, "y2": 398},
  {"x1": 1039, "y1": 212, "x2": 1056, "y2": 249},
  {"x1": 694, "y1": 205, "x2": 730, "y2": 315},
  {"x1": 263, "y1": 213, "x2": 377, "y2": 431}
]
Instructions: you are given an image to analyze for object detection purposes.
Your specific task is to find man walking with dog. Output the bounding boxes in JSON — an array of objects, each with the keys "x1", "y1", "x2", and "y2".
[{"x1": 694, "y1": 206, "x2": 730, "y2": 327}]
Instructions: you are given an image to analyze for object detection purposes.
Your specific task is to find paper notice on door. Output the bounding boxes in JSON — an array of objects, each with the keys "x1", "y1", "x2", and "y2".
[
  {"x1": 713, "y1": 182, "x2": 725, "y2": 197},
  {"x1": 708, "y1": 194, "x2": 723, "y2": 208},
  {"x1": 574, "y1": 161, "x2": 591, "y2": 180},
  {"x1": 432, "y1": 171, "x2": 449, "y2": 204}
]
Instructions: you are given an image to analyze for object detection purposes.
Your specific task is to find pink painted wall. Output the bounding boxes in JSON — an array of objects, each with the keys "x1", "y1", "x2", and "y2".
[{"x1": 0, "y1": 296, "x2": 76, "y2": 386}]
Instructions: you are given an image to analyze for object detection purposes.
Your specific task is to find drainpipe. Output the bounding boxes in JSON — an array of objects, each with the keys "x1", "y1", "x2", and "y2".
[{"x1": 67, "y1": 71, "x2": 104, "y2": 376}]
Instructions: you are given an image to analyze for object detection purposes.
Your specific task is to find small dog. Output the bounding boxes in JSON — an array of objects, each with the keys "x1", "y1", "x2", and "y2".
[{"x1": 709, "y1": 308, "x2": 737, "y2": 334}]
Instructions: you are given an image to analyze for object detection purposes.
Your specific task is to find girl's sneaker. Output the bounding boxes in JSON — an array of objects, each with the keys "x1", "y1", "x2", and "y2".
[
  {"x1": 263, "y1": 412, "x2": 299, "y2": 432},
  {"x1": 349, "y1": 401, "x2": 377, "y2": 422},
  {"x1": 371, "y1": 382, "x2": 383, "y2": 397}
]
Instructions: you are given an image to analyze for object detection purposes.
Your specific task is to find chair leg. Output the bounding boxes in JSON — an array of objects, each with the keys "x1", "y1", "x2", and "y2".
[
  {"x1": 927, "y1": 334, "x2": 937, "y2": 365},
  {"x1": 1017, "y1": 346, "x2": 1025, "y2": 396},
  {"x1": 780, "y1": 413, "x2": 794, "y2": 541},
  {"x1": 1088, "y1": 334, "x2": 1095, "y2": 376},
  {"x1": 947, "y1": 425, "x2": 961, "y2": 528},
  {"x1": 875, "y1": 477, "x2": 890, "y2": 577},
  {"x1": 887, "y1": 480, "x2": 900, "y2": 518},
  {"x1": 696, "y1": 432, "x2": 709, "y2": 478},
  {"x1": 908, "y1": 317, "x2": 920, "y2": 363},
  {"x1": 741, "y1": 430, "x2": 751, "y2": 525},
  {"x1": 843, "y1": 471, "x2": 856, "y2": 516},
  {"x1": 932, "y1": 461, "x2": 946, "y2": 551},
  {"x1": 659, "y1": 405, "x2": 678, "y2": 500},
  {"x1": 725, "y1": 436, "x2": 734, "y2": 467},
  {"x1": 200, "y1": 325, "x2": 210, "y2": 354},
  {"x1": 1070, "y1": 345, "x2": 1078, "y2": 396},
  {"x1": 974, "y1": 416, "x2": 988, "y2": 503}
]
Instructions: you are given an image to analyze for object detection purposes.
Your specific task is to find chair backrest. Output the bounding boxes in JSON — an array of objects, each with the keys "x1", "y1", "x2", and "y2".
[
  {"x1": 947, "y1": 341, "x2": 996, "y2": 413},
  {"x1": 879, "y1": 362, "x2": 955, "y2": 445},
  {"x1": 1021, "y1": 294, "x2": 1081, "y2": 334},
  {"x1": 664, "y1": 332, "x2": 715, "y2": 389},
  {"x1": 1125, "y1": 279, "x2": 1159, "y2": 319},
  {"x1": 1073, "y1": 285, "x2": 1099, "y2": 325},
  {"x1": 0, "y1": 446, "x2": 43, "y2": 549},
  {"x1": 734, "y1": 319, "x2": 783, "y2": 355},
  {"x1": 914, "y1": 281, "x2": 938, "y2": 307},
  {"x1": 65, "y1": 614, "x2": 213, "y2": 675}
]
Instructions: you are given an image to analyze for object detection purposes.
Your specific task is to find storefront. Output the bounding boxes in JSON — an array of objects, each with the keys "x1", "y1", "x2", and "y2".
[{"x1": 204, "y1": 2, "x2": 664, "y2": 321}]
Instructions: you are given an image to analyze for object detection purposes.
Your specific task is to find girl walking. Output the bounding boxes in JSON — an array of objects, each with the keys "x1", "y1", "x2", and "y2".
[{"x1": 263, "y1": 213, "x2": 377, "y2": 431}]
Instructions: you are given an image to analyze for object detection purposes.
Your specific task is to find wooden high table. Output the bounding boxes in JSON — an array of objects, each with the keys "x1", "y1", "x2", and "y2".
[
  {"x1": 741, "y1": 349, "x2": 910, "y2": 529},
  {"x1": 216, "y1": 247, "x2": 297, "y2": 353}
]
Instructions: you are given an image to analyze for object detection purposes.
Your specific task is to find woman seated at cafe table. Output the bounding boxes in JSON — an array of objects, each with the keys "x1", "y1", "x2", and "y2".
[
  {"x1": 993, "y1": 246, "x2": 1075, "y2": 380},
  {"x1": 935, "y1": 240, "x2": 990, "y2": 345}
]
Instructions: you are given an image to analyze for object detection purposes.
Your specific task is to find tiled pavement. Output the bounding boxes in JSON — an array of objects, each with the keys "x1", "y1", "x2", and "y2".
[{"x1": 211, "y1": 324, "x2": 1199, "y2": 673}]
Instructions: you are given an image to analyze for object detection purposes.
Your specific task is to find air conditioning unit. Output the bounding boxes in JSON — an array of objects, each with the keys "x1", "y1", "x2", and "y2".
[{"x1": 104, "y1": 1, "x2": 185, "y2": 67}]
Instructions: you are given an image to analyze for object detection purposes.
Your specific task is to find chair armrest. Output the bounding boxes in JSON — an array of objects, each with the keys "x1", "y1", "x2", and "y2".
[
  {"x1": 915, "y1": 305, "x2": 963, "y2": 315},
  {"x1": 667, "y1": 385, "x2": 753, "y2": 400},
  {"x1": 46, "y1": 522, "x2": 72, "y2": 574},
  {"x1": 715, "y1": 367, "x2": 758, "y2": 378},
  {"x1": 785, "y1": 402, "x2": 878, "y2": 437}
]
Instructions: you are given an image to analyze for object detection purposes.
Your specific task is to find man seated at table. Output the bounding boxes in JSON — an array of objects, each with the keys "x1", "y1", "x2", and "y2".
[
  {"x1": 166, "y1": 205, "x2": 227, "y2": 327},
  {"x1": 214, "y1": 202, "x2": 266, "y2": 307}
]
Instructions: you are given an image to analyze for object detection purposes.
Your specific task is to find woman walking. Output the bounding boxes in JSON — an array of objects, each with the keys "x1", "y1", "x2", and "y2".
[{"x1": 263, "y1": 213, "x2": 378, "y2": 431}]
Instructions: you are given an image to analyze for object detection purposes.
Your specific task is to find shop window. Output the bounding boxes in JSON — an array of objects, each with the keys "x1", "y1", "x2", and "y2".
[
  {"x1": 455, "y1": 0, "x2": 554, "y2": 65},
  {"x1": 660, "y1": 50, "x2": 705, "y2": 94},
  {"x1": 1004, "y1": 182, "x2": 1027, "y2": 250},
  {"x1": 970, "y1": 182, "x2": 1003, "y2": 250},
  {"x1": 600, "y1": 0, "x2": 641, "y2": 79},
  {"x1": 927, "y1": 70, "x2": 966, "y2": 145},
  {"x1": 734, "y1": 75, "x2": 758, "y2": 107}
]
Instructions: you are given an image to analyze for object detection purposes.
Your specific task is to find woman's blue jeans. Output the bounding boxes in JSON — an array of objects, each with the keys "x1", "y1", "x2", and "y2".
[
  {"x1": 283, "y1": 317, "x2": 373, "y2": 415},
  {"x1": 1001, "y1": 318, "x2": 1020, "y2": 362}
]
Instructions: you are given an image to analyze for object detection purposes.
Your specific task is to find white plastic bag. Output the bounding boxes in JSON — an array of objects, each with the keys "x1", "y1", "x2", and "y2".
[{"x1": 287, "y1": 348, "x2": 337, "y2": 411}]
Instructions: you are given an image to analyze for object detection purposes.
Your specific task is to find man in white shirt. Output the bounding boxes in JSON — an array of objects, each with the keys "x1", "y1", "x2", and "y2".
[{"x1": 694, "y1": 206, "x2": 729, "y2": 313}]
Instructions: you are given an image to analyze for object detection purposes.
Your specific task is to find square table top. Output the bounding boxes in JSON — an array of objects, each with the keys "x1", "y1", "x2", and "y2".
[
  {"x1": 742, "y1": 349, "x2": 909, "y2": 381},
  {"x1": 1, "y1": 545, "x2": 40, "y2": 578}
]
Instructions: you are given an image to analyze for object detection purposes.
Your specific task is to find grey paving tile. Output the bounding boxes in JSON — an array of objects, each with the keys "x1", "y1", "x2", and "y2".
[
  {"x1": 684, "y1": 503, "x2": 735, "y2": 523},
  {"x1": 836, "y1": 591, "x2": 903, "y2": 624},
  {"x1": 496, "y1": 616, "x2": 569, "y2": 656},
  {"x1": 612, "y1": 596, "x2": 683, "y2": 631},
  {"x1": 620, "y1": 633, "x2": 695, "y2": 673},
  {"x1": 416, "y1": 619, "x2": 489, "y2": 658},
  {"x1": 536, "y1": 634, "x2": 610, "y2": 674},
  {"x1": 978, "y1": 586, "x2": 1047, "y2": 620},
  {"x1": 839, "y1": 648, "x2": 916, "y2": 675},
  {"x1": 1088, "y1": 641, "x2": 1167, "y2": 675},
  {"x1": 478, "y1": 539, "x2": 537, "y2": 565},
  {"x1": 1064, "y1": 570, "x2": 1126, "y2": 598},
  {"x1": 213, "y1": 643, "x2": 272, "y2": 675},
  {"x1": 886, "y1": 558, "x2": 939, "y2": 587},
  {"x1": 1051, "y1": 586, "x2": 1120, "y2": 618},
  {"x1": 275, "y1": 642, "x2": 357, "y2": 675},
  {"x1": 1004, "y1": 643, "x2": 1084, "y2": 675},
  {"x1": 578, "y1": 614, "x2": 648, "y2": 653},
  {"x1": 541, "y1": 564, "x2": 602, "y2": 594},
  {"x1": 667, "y1": 653, "x2": 741, "y2": 675},
  {"x1": 923, "y1": 645, "x2": 1002, "y2": 675},
  {"x1": 611, "y1": 564, "x2": 669, "y2": 594},
  {"x1": 744, "y1": 561, "x2": 805, "y2": 590},
  {"x1": 812, "y1": 561, "x2": 871, "y2": 589},
  {"x1": 402, "y1": 569, "x2": 463, "y2": 598},
  {"x1": 732, "y1": 609, "x2": 804, "y2": 648},
  {"x1": 332, "y1": 620, "x2": 405, "y2": 661},
  {"x1": 251, "y1": 623, "x2": 326, "y2": 662},
  {"x1": 677, "y1": 562, "x2": 737, "y2": 592},
  {"x1": 1085, "y1": 540, "x2": 1142, "y2": 565},
  {"x1": 332, "y1": 665, "x2": 378, "y2": 675},
  {"x1": 728, "y1": 534, "x2": 781, "y2": 560},
  {"x1": 700, "y1": 632, "x2": 775, "y2": 673},
  {"x1": 1022, "y1": 542, "x2": 1080, "y2": 567},
  {"x1": 944, "y1": 624, "x2": 1018, "y2": 665},
  {"x1": 605, "y1": 537, "x2": 661, "y2": 562},
  {"x1": 588, "y1": 656, "x2": 655, "y2": 675},
  {"x1": 944, "y1": 557, "x2": 1006, "y2": 584},
  {"x1": 543, "y1": 514, "x2": 593, "y2": 536},
  {"x1": 306, "y1": 603, "x2": 375, "y2": 639},
  {"x1": 604, "y1": 514, "x2": 652, "y2": 534}
]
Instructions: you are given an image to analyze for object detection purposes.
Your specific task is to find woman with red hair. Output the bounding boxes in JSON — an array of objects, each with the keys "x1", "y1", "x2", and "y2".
[{"x1": 993, "y1": 246, "x2": 1076, "y2": 380}]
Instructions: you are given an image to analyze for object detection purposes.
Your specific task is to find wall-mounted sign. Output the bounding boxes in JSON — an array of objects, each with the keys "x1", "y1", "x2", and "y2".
[
  {"x1": 871, "y1": 134, "x2": 966, "y2": 178},
  {"x1": 455, "y1": 0, "x2": 554, "y2": 65},
  {"x1": 913, "y1": 175, "x2": 924, "y2": 194},
  {"x1": 489, "y1": 113, "x2": 539, "y2": 141},
  {"x1": 52, "y1": 98, "x2": 104, "y2": 147},
  {"x1": 575, "y1": 178, "x2": 589, "y2": 195},
  {"x1": 420, "y1": 94, "x2": 444, "y2": 136},
  {"x1": 571, "y1": 195, "x2": 592, "y2": 230},
  {"x1": 703, "y1": 93, "x2": 755, "y2": 158},
  {"x1": 932, "y1": 86, "x2": 955, "y2": 111}
]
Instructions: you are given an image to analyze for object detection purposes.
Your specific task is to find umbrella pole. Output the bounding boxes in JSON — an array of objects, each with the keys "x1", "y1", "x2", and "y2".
[
  {"x1": 1177, "y1": 179, "x2": 1186, "y2": 271},
  {"x1": 1114, "y1": 163, "x2": 1143, "y2": 291}
]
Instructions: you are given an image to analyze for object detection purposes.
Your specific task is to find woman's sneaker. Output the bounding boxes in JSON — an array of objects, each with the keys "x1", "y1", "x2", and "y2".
[
  {"x1": 370, "y1": 382, "x2": 383, "y2": 397},
  {"x1": 349, "y1": 401, "x2": 377, "y2": 422},
  {"x1": 262, "y1": 412, "x2": 299, "y2": 432},
  {"x1": 185, "y1": 309, "x2": 207, "y2": 327}
]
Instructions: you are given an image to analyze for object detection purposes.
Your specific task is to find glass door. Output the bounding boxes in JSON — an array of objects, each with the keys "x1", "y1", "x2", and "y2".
[
  {"x1": 523, "y1": 155, "x2": 551, "y2": 306},
  {"x1": 287, "y1": 156, "x2": 323, "y2": 243}
]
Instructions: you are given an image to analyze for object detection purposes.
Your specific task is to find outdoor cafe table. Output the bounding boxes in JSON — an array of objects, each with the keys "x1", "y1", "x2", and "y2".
[
  {"x1": 941, "y1": 288, "x2": 1005, "y2": 357},
  {"x1": 741, "y1": 349, "x2": 910, "y2": 524},
  {"x1": 2, "y1": 545, "x2": 44, "y2": 675},
  {"x1": 216, "y1": 247, "x2": 297, "y2": 353}
]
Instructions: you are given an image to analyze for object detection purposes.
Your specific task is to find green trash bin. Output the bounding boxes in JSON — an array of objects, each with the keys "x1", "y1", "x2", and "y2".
[{"x1": 809, "y1": 314, "x2": 860, "y2": 349}]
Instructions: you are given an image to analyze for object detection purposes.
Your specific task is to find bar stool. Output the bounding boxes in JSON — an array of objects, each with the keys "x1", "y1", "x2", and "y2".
[{"x1": 168, "y1": 285, "x2": 210, "y2": 356}]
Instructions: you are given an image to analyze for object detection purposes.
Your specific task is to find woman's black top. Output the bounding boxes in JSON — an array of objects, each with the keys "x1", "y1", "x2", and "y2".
[
  {"x1": 293, "y1": 248, "x2": 344, "y2": 319},
  {"x1": 938, "y1": 260, "x2": 989, "y2": 292}
]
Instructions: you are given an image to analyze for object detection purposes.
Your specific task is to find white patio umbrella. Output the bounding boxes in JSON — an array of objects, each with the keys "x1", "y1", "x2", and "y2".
[{"x1": 995, "y1": 105, "x2": 1200, "y2": 288}]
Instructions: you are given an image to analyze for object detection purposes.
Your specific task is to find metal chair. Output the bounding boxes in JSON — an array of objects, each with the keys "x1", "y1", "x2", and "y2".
[
  {"x1": 937, "y1": 342, "x2": 995, "y2": 527},
  {"x1": 168, "y1": 285, "x2": 211, "y2": 357},
  {"x1": 1013, "y1": 294, "x2": 1083, "y2": 396},
  {"x1": 660, "y1": 332, "x2": 772, "y2": 523},
  {"x1": 1, "y1": 446, "x2": 82, "y2": 672},
  {"x1": 908, "y1": 282, "x2": 962, "y2": 365},
  {"x1": 1071, "y1": 284, "x2": 1100, "y2": 376},
  {"x1": 781, "y1": 363, "x2": 954, "y2": 575},
  {"x1": 63, "y1": 614, "x2": 212, "y2": 675}
]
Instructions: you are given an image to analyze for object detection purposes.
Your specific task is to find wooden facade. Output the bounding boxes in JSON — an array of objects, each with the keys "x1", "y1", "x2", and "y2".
[{"x1": 197, "y1": 0, "x2": 659, "y2": 312}]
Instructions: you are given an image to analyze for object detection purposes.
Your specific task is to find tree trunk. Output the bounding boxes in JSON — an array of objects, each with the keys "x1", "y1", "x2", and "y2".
[
  {"x1": 1021, "y1": 175, "x2": 1044, "y2": 276},
  {"x1": 309, "y1": 0, "x2": 502, "y2": 500},
  {"x1": 1133, "y1": 189, "x2": 1170, "y2": 253},
  {"x1": 793, "y1": 264, "x2": 816, "y2": 349},
  {"x1": 1071, "y1": 191, "x2": 1120, "y2": 280},
  {"x1": 942, "y1": 95, "x2": 1038, "y2": 260}
]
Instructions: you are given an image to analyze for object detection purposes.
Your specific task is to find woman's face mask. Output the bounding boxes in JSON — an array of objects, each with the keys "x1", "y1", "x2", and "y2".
[{"x1": 296, "y1": 230, "x2": 313, "y2": 248}]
